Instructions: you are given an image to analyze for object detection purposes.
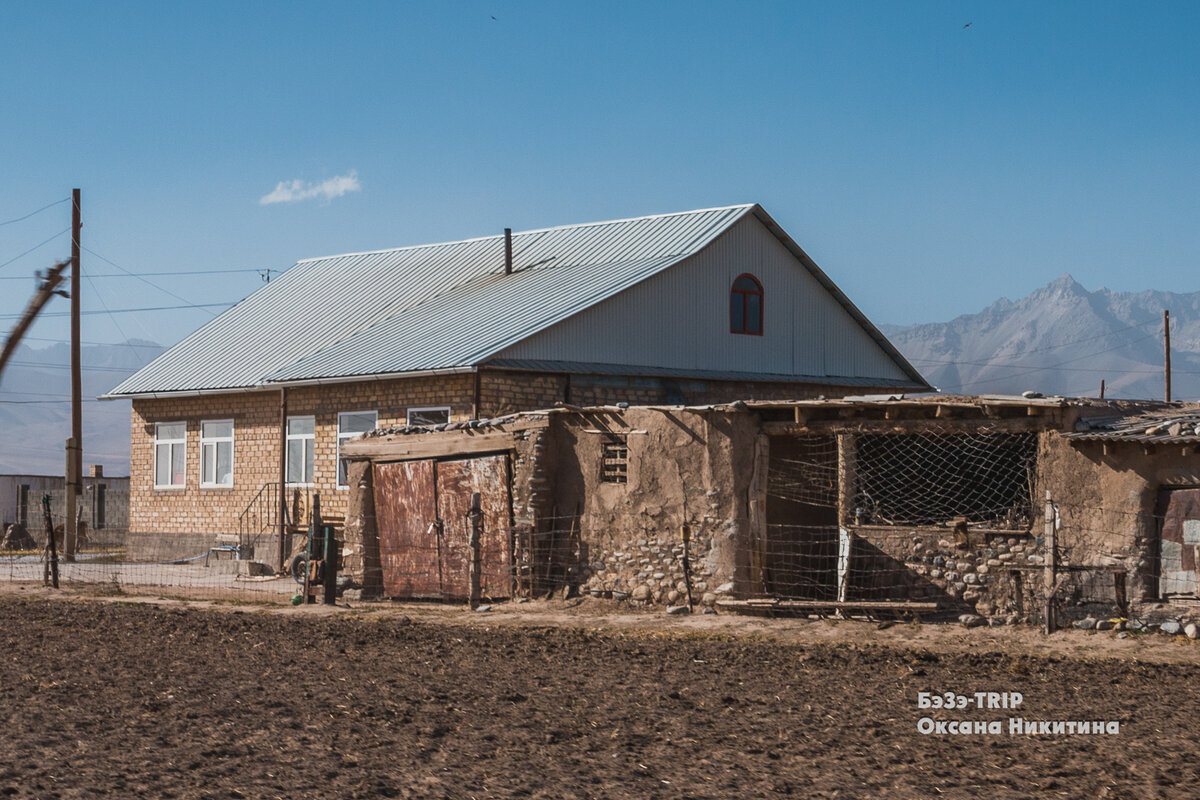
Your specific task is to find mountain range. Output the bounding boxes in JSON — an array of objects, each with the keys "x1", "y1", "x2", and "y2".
[
  {"x1": 880, "y1": 274, "x2": 1200, "y2": 401},
  {"x1": 0, "y1": 340, "x2": 163, "y2": 475}
]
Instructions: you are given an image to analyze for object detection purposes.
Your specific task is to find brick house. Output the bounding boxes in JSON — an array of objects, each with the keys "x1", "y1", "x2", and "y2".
[{"x1": 103, "y1": 204, "x2": 928, "y2": 565}]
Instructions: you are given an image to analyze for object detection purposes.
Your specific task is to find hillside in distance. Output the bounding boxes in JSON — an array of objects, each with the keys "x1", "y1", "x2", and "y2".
[
  {"x1": 0, "y1": 340, "x2": 163, "y2": 475},
  {"x1": 881, "y1": 274, "x2": 1200, "y2": 401}
]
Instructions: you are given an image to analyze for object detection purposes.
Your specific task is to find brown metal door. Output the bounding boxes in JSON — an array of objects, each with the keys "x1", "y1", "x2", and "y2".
[
  {"x1": 374, "y1": 459, "x2": 441, "y2": 598},
  {"x1": 374, "y1": 454, "x2": 513, "y2": 600},
  {"x1": 1158, "y1": 488, "x2": 1200, "y2": 598},
  {"x1": 434, "y1": 454, "x2": 512, "y2": 599}
]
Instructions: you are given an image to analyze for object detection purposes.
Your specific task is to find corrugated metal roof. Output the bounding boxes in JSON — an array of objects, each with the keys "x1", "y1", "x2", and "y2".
[
  {"x1": 106, "y1": 205, "x2": 752, "y2": 397},
  {"x1": 104, "y1": 203, "x2": 927, "y2": 397}
]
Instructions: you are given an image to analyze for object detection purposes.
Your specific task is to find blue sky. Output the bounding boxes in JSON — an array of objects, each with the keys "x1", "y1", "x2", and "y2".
[{"x1": 2, "y1": 1, "x2": 1198, "y2": 354}]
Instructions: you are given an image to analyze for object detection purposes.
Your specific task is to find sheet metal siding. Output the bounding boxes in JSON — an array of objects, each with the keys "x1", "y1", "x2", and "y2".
[
  {"x1": 496, "y1": 215, "x2": 911, "y2": 382},
  {"x1": 108, "y1": 205, "x2": 751, "y2": 395}
]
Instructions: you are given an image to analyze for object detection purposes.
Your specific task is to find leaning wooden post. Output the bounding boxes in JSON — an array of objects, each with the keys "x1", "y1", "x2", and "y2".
[
  {"x1": 41, "y1": 495, "x2": 58, "y2": 589},
  {"x1": 1043, "y1": 491, "x2": 1056, "y2": 634},
  {"x1": 468, "y1": 492, "x2": 483, "y2": 609}
]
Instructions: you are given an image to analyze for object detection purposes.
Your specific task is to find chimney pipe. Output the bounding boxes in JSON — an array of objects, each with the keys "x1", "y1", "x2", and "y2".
[{"x1": 504, "y1": 228, "x2": 513, "y2": 275}]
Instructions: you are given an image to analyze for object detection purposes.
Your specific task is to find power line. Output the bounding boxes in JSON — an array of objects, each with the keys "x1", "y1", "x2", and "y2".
[
  {"x1": 84, "y1": 268, "x2": 147, "y2": 372},
  {"x1": 21, "y1": 336, "x2": 163, "y2": 348},
  {"x1": 82, "y1": 247, "x2": 226, "y2": 317},
  {"x1": 0, "y1": 398, "x2": 105, "y2": 405},
  {"x1": 0, "y1": 267, "x2": 266, "y2": 281},
  {"x1": 0, "y1": 227, "x2": 71, "y2": 271},
  {"x1": 0, "y1": 197, "x2": 69, "y2": 229},
  {"x1": 0, "y1": 301, "x2": 235, "y2": 320},
  {"x1": 3, "y1": 359, "x2": 140, "y2": 373},
  {"x1": 934, "y1": 332, "x2": 1164, "y2": 392}
]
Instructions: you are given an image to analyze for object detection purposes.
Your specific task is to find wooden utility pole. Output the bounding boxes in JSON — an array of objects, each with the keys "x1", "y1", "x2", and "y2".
[
  {"x1": 1164, "y1": 309, "x2": 1172, "y2": 402},
  {"x1": 1099, "y1": 379, "x2": 1105, "y2": 400},
  {"x1": 65, "y1": 189, "x2": 82, "y2": 562}
]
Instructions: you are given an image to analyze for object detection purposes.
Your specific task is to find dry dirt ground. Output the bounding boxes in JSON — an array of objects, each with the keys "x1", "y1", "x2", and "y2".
[{"x1": 2, "y1": 589, "x2": 1200, "y2": 799}]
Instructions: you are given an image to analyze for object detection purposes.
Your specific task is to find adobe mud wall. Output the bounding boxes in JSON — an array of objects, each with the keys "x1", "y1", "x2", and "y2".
[
  {"x1": 539, "y1": 407, "x2": 760, "y2": 606},
  {"x1": 1038, "y1": 434, "x2": 1200, "y2": 608}
]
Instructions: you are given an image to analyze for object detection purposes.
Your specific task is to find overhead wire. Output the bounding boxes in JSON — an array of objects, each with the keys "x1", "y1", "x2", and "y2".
[
  {"x1": 0, "y1": 227, "x2": 71, "y2": 271},
  {"x1": 82, "y1": 246, "x2": 244, "y2": 318},
  {"x1": 83, "y1": 264, "x2": 149, "y2": 368},
  {"x1": 0, "y1": 197, "x2": 69, "y2": 229},
  {"x1": 0, "y1": 301, "x2": 235, "y2": 319},
  {"x1": 0, "y1": 267, "x2": 265, "y2": 281}
]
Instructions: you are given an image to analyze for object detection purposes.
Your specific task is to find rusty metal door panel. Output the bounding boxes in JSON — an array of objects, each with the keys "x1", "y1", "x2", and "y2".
[
  {"x1": 435, "y1": 459, "x2": 474, "y2": 598},
  {"x1": 472, "y1": 454, "x2": 513, "y2": 597},
  {"x1": 1158, "y1": 488, "x2": 1200, "y2": 597},
  {"x1": 374, "y1": 460, "x2": 440, "y2": 599},
  {"x1": 432, "y1": 454, "x2": 513, "y2": 599}
]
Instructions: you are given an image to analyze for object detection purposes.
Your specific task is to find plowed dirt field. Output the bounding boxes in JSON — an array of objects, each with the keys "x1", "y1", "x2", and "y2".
[{"x1": 0, "y1": 595, "x2": 1196, "y2": 799}]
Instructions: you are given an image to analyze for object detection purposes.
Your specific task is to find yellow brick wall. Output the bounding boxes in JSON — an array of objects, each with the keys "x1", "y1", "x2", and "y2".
[
  {"x1": 130, "y1": 373, "x2": 474, "y2": 536},
  {"x1": 130, "y1": 368, "x2": 903, "y2": 538}
]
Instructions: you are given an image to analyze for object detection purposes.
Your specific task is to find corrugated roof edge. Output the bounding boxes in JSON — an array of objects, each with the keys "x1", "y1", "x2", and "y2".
[
  {"x1": 481, "y1": 359, "x2": 924, "y2": 388},
  {"x1": 290, "y1": 203, "x2": 758, "y2": 265}
]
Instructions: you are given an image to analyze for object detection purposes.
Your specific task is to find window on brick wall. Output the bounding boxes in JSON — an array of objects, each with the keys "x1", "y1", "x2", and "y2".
[
  {"x1": 154, "y1": 421, "x2": 187, "y2": 488},
  {"x1": 286, "y1": 416, "x2": 315, "y2": 485},
  {"x1": 200, "y1": 419, "x2": 234, "y2": 488},
  {"x1": 601, "y1": 435, "x2": 629, "y2": 484},
  {"x1": 337, "y1": 410, "x2": 377, "y2": 489},
  {"x1": 407, "y1": 406, "x2": 450, "y2": 427}
]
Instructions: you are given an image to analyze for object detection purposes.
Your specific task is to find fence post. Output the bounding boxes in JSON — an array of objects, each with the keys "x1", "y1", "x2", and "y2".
[
  {"x1": 468, "y1": 492, "x2": 482, "y2": 609},
  {"x1": 1043, "y1": 490, "x2": 1056, "y2": 634},
  {"x1": 323, "y1": 524, "x2": 338, "y2": 606},
  {"x1": 41, "y1": 495, "x2": 58, "y2": 589}
]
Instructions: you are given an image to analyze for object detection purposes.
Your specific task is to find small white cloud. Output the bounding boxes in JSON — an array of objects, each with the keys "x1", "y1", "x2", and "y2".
[{"x1": 260, "y1": 170, "x2": 361, "y2": 205}]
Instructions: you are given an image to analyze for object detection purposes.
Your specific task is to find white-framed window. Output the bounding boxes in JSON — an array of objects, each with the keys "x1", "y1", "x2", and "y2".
[
  {"x1": 407, "y1": 406, "x2": 451, "y2": 427},
  {"x1": 200, "y1": 419, "x2": 234, "y2": 488},
  {"x1": 337, "y1": 410, "x2": 377, "y2": 489},
  {"x1": 154, "y1": 421, "x2": 187, "y2": 489},
  {"x1": 286, "y1": 415, "x2": 315, "y2": 485}
]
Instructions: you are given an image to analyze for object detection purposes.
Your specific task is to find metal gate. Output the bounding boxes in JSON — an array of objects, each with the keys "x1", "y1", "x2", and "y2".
[
  {"x1": 1158, "y1": 487, "x2": 1200, "y2": 598},
  {"x1": 374, "y1": 454, "x2": 512, "y2": 600}
]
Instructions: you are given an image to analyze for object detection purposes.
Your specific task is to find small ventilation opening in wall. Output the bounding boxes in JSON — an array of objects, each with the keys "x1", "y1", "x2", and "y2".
[{"x1": 601, "y1": 435, "x2": 629, "y2": 484}]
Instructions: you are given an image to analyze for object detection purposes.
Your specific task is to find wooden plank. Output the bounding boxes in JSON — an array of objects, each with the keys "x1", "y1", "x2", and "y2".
[
  {"x1": 716, "y1": 599, "x2": 941, "y2": 611},
  {"x1": 763, "y1": 418, "x2": 1056, "y2": 435},
  {"x1": 747, "y1": 434, "x2": 769, "y2": 596},
  {"x1": 343, "y1": 430, "x2": 524, "y2": 461},
  {"x1": 374, "y1": 460, "x2": 441, "y2": 599}
]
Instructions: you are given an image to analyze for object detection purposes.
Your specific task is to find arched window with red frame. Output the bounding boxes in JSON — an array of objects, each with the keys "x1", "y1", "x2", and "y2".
[{"x1": 730, "y1": 273, "x2": 763, "y2": 335}]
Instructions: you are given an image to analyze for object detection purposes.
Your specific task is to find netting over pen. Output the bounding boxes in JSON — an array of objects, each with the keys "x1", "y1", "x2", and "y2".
[{"x1": 768, "y1": 429, "x2": 1039, "y2": 529}]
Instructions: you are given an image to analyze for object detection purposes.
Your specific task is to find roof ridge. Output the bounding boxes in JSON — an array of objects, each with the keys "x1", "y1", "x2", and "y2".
[{"x1": 294, "y1": 204, "x2": 756, "y2": 265}]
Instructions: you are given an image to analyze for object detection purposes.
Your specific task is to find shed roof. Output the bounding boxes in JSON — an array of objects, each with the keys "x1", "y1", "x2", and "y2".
[{"x1": 105, "y1": 204, "x2": 925, "y2": 398}]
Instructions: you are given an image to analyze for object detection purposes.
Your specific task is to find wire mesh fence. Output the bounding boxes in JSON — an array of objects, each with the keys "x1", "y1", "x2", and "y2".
[{"x1": 0, "y1": 479, "x2": 1186, "y2": 629}]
